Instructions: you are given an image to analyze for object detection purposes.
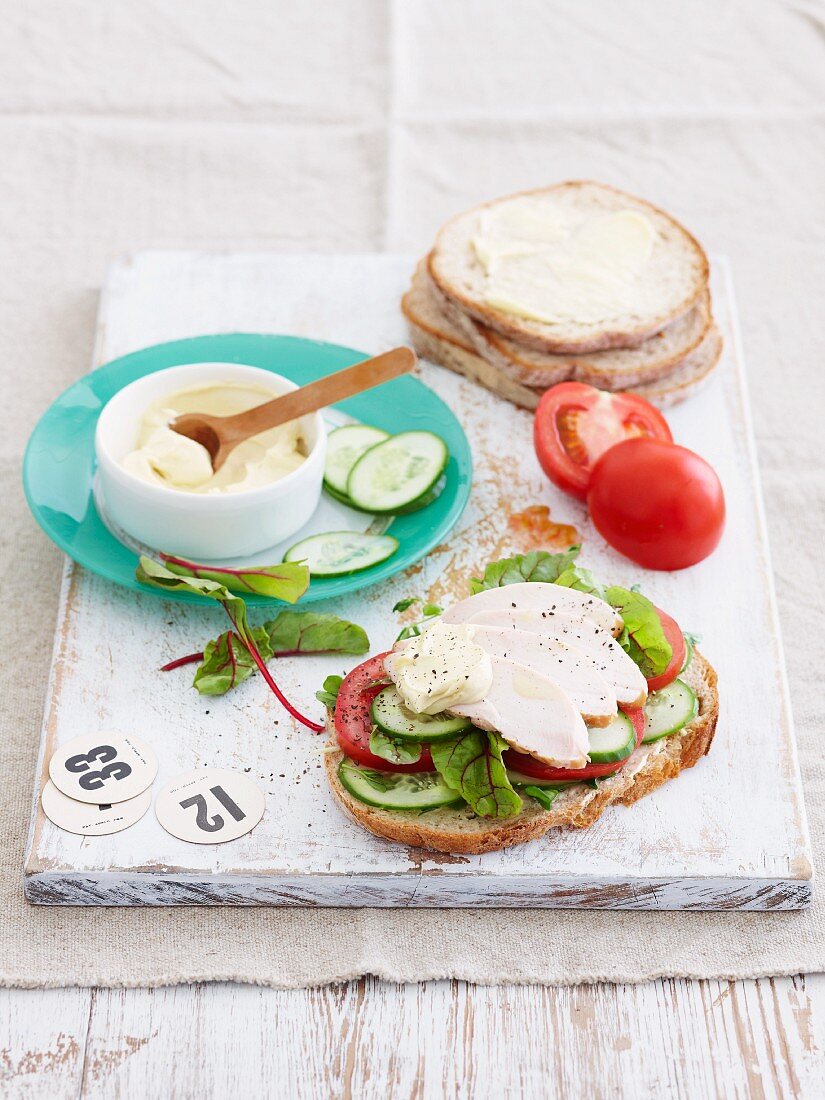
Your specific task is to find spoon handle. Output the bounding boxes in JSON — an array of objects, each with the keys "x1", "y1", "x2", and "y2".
[{"x1": 219, "y1": 346, "x2": 416, "y2": 444}]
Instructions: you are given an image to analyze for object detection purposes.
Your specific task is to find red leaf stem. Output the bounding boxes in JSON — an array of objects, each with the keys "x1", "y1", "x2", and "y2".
[{"x1": 160, "y1": 651, "x2": 204, "y2": 672}]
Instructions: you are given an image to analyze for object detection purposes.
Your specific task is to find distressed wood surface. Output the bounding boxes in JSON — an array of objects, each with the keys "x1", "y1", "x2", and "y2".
[
  {"x1": 24, "y1": 251, "x2": 811, "y2": 909},
  {"x1": 1, "y1": 976, "x2": 824, "y2": 1098}
]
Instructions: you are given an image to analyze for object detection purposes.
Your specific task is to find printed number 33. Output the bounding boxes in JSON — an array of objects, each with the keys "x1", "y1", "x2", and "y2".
[
  {"x1": 180, "y1": 786, "x2": 246, "y2": 833},
  {"x1": 65, "y1": 745, "x2": 133, "y2": 791}
]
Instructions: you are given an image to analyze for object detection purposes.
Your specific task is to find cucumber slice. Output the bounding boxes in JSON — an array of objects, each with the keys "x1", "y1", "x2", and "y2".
[
  {"x1": 587, "y1": 712, "x2": 636, "y2": 764},
  {"x1": 338, "y1": 758, "x2": 463, "y2": 811},
  {"x1": 643, "y1": 679, "x2": 698, "y2": 743},
  {"x1": 393, "y1": 474, "x2": 447, "y2": 516},
  {"x1": 370, "y1": 686, "x2": 471, "y2": 743},
  {"x1": 680, "y1": 635, "x2": 694, "y2": 673},
  {"x1": 347, "y1": 431, "x2": 448, "y2": 514},
  {"x1": 324, "y1": 470, "x2": 445, "y2": 516},
  {"x1": 322, "y1": 481, "x2": 360, "y2": 509},
  {"x1": 284, "y1": 531, "x2": 398, "y2": 576},
  {"x1": 324, "y1": 424, "x2": 389, "y2": 495}
]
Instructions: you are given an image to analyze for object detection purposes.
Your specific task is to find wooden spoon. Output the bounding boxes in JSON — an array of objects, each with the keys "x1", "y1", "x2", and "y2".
[{"x1": 169, "y1": 346, "x2": 416, "y2": 472}]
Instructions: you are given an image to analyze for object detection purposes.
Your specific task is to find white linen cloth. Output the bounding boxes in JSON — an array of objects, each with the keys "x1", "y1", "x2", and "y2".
[{"x1": 1, "y1": 0, "x2": 824, "y2": 986}]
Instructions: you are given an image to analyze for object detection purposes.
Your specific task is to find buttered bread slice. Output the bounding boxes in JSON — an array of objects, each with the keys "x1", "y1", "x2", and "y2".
[{"x1": 428, "y1": 181, "x2": 709, "y2": 354}]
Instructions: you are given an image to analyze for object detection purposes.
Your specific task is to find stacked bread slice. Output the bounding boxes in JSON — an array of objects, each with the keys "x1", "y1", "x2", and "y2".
[{"x1": 403, "y1": 182, "x2": 722, "y2": 409}]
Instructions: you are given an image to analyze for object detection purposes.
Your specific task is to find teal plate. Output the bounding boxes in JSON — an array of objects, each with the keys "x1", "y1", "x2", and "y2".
[{"x1": 23, "y1": 334, "x2": 472, "y2": 606}]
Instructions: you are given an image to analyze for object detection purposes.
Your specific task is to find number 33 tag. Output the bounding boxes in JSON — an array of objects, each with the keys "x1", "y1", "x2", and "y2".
[
  {"x1": 49, "y1": 731, "x2": 158, "y2": 804},
  {"x1": 155, "y1": 769, "x2": 265, "y2": 844}
]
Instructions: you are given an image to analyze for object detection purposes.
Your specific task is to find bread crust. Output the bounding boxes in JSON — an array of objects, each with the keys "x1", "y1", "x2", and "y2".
[
  {"x1": 429, "y1": 270, "x2": 712, "y2": 389},
  {"x1": 402, "y1": 307, "x2": 541, "y2": 410},
  {"x1": 403, "y1": 299, "x2": 723, "y2": 412},
  {"x1": 629, "y1": 326, "x2": 723, "y2": 408},
  {"x1": 324, "y1": 651, "x2": 718, "y2": 855},
  {"x1": 428, "y1": 181, "x2": 710, "y2": 354}
]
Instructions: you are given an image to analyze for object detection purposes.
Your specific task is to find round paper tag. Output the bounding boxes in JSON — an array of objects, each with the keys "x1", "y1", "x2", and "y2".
[
  {"x1": 49, "y1": 731, "x2": 158, "y2": 804},
  {"x1": 155, "y1": 769, "x2": 265, "y2": 844},
  {"x1": 41, "y1": 780, "x2": 152, "y2": 836}
]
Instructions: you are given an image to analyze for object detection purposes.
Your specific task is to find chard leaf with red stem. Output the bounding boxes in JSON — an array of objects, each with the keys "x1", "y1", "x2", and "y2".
[
  {"x1": 137, "y1": 556, "x2": 323, "y2": 731},
  {"x1": 262, "y1": 611, "x2": 368, "y2": 657},
  {"x1": 160, "y1": 554, "x2": 308, "y2": 603},
  {"x1": 193, "y1": 628, "x2": 273, "y2": 696},
  {"x1": 430, "y1": 729, "x2": 521, "y2": 818},
  {"x1": 161, "y1": 610, "x2": 370, "y2": 696}
]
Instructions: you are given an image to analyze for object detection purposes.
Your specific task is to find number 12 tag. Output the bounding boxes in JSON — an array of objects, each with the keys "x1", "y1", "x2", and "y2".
[{"x1": 155, "y1": 769, "x2": 265, "y2": 844}]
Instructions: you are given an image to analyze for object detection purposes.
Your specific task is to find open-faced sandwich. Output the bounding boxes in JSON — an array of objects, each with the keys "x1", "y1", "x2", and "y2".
[{"x1": 320, "y1": 549, "x2": 718, "y2": 854}]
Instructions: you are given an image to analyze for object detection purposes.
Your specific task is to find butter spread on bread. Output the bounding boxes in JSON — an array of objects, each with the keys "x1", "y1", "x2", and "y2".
[{"x1": 474, "y1": 199, "x2": 657, "y2": 326}]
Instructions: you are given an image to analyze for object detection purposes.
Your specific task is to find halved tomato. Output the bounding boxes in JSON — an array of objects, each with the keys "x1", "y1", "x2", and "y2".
[
  {"x1": 587, "y1": 438, "x2": 725, "y2": 570},
  {"x1": 534, "y1": 383, "x2": 673, "y2": 500},
  {"x1": 334, "y1": 653, "x2": 433, "y2": 772},
  {"x1": 504, "y1": 706, "x2": 646, "y2": 782},
  {"x1": 646, "y1": 606, "x2": 687, "y2": 692}
]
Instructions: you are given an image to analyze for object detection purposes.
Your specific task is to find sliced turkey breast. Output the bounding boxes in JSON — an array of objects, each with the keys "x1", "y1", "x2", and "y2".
[
  {"x1": 467, "y1": 609, "x2": 647, "y2": 707},
  {"x1": 470, "y1": 625, "x2": 617, "y2": 725},
  {"x1": 441, "y1": 581, "x2": 622, "y2": 636},
  {"x1": 448, "y1": 656, "x2": 589, "y2": 769}
]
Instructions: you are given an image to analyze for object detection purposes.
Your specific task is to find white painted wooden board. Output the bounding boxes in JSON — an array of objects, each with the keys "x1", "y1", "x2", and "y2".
[
  {"x1": 24, "y1": 252, "x2": 812, "y2": 908},
  {"x1": 2, "y1": 976, "x2": 825, "y2": 1099}
]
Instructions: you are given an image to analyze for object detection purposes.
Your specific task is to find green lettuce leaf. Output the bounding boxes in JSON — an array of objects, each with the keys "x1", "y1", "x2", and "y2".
[
  {"x1": 369, "y1": 729, "x2": 422, "y2": 765},
  {"x1": 522, "y1": 785, "x2": 560, "y2": 811},
  {"x1": 396, "y1": 621, "x2": 423, "y2": 642},
  {"x1": 604, "y1": 585, "x2": 672, "y2": 677},
  {"x1": 160, "y1": 554, "x2": 309, "y2": 603},
  {"x1": 394, "y1": 599, "x2": 443, "y2": 641},
  {"x1": 392, "y1": 597, "x2": 417, "y2": 613},
  {"x1": 554, "y1": 564, "x2": 606, "y2": 601},
  {"x1": 263, "y1": 611, "x2": 369, "y2": 656},
  {"x1": 431, "y1": 729, "x2": 522, "y2": 818},
  {"x1": 316, "y1": 675, "x2": 343, "y2": 711},
  {"x1": 469, "y1": 546, "x2": 580, "y2": 594},
  {"x1": 193, "y1": 627, "x2": 273, "y2": 696}
]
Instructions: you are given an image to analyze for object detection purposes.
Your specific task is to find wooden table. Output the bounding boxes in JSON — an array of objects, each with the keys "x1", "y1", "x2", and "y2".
[{"x1": 1, "y1": 978, "x2": 822, "y2": 1097}]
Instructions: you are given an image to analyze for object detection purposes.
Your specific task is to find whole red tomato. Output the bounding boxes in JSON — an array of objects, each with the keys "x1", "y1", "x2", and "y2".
[{"x1": 587, "y1": 438, "x2": 725, "y2": 570}]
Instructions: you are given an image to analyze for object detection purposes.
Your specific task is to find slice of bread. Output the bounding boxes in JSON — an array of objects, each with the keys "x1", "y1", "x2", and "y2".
[
  {"x1": 404, "y1": 287, "x2": 723, "y2": 412},
  {"x1": 421, "y1": 262, "x2": 712, "y2": 390},
  {"x1": 629, "y1": 325, "x2": 723, "y2": 409},
  {"x1": 403, "y1": 296, "x2": 544, "y2": 410},
  {"x1": 324, "y1": 651, "x2": 718, "y2": 855},
  {"x1": 428, "y1": 182, "x2": 709, "y2": 354}
]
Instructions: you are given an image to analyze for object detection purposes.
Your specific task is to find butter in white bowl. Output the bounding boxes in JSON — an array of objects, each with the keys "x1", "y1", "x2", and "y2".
[
  {"x1": 94, "y1": 362, "x2": 327, "y2": 560},
  {"x1": 121, "y1": 382, "x2": 308, "y2": 493}
]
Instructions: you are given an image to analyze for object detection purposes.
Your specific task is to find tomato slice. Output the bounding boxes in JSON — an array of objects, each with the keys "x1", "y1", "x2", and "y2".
[
  {"x1": 504, "y1": 706, "x2": 646, "y2": 782},
  {"x1": 533, "y1": 382, "x2": 673, "y2": 500},
  {"x1": 333, "y1": 653, "x2": 433, "y2": 773},
  {"x1": 646, "y1": 606, "x2": 687, "y2": 692},
  {"x1": 336, "y1": 615, "x2": 683, "y2": 779}
]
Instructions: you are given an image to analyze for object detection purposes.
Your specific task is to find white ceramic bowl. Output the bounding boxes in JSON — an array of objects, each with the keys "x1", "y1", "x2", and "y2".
[{"x1": 94, "y1": 362, "x2": 327, "y2": 560}]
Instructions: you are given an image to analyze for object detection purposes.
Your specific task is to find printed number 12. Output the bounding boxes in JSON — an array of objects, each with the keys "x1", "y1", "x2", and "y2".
[{"x1": 179, "y1": 785, "x2": 247, "y2": 833}]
